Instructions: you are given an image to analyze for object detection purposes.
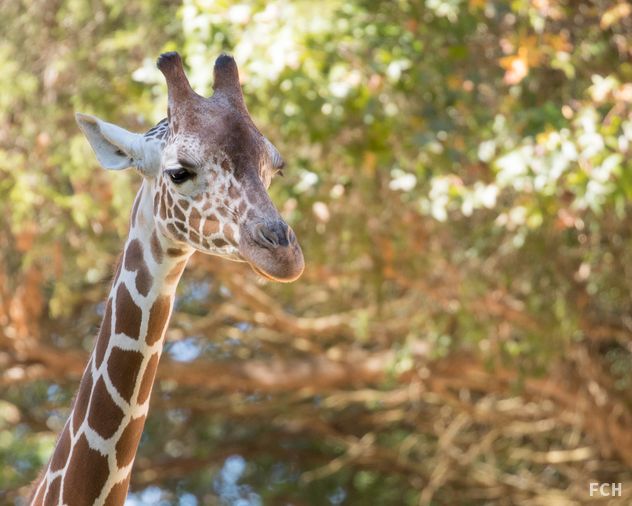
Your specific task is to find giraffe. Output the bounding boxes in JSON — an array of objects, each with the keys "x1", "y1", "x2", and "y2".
[{"x1": 28, "y1": 52, "x2": 304, "y2": 506}]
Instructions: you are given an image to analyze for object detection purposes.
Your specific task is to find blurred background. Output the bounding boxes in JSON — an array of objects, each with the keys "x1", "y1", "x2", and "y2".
[{"x1": 1, "y1": 0, "x2": 631, "y2": 504}]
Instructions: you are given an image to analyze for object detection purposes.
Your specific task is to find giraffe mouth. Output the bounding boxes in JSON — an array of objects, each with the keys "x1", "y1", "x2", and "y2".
[
  {"x1": 249, "y1": 263, "x2": 290, "y2": 282},
  {"x1": 238, "y1": 222, "x2": 304, "y2": 283},
  {"x1": 243, "y1": 251, "x2": 304, "y2": 283}
]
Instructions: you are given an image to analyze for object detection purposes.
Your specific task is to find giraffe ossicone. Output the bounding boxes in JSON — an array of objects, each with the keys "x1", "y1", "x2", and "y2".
[{"x1": 29, "y1": 52, "x2": 303, "y2": 506}]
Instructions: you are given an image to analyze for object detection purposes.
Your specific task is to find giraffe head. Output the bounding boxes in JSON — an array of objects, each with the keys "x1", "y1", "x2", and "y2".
[{"x1": 76, "y1": 52, "x2": 303, "y2": 282}]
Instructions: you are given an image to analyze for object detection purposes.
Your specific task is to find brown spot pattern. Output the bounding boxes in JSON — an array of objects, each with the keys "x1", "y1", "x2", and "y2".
[
  {"x1": 228, "y1": 182, "x2": 239, "y2": 199},
  {"x1": 167, "y1": 222, "x2": 182, "y2": 240},
  {"x1": 125, "y1": 240, "x2": 152, "y2": 297},
  {"x1": 166, "y1": 247, "x2": 185, "y2": 257},
  {"x1": 213, "y1": 238, "x2": 228, "y2": 248},
  {"x1": 159, "y1": 197, "x2": 168, "y2": 220},
  {"x1": 221, "y1": 159, "x2": 230, "y2": 171},
  {"x1": 124, "y1": 239, "x2": 143, "y2": 272},
  {"x1": 189, "y1": 207, "x2": 201, "y2": 229},
  {"x1": 104, "y1": 476, "x2": 131, "y2": 506},
  {"x1": 62, "y1": 434, "x2": 109, "y2": 506},
  {"x1": 88, "y1": 377, "x2": 125, "y2": 438},
  {"x1": 137, "y1": 353, "x2": 160, "y2": 404},
  {"x1": 146, "y1": 295, "x2": 172, "y2": 345},
  {"x1": 174, "y1": 220, "x2": 186, "y2": 234},
  {"x1": 73, "y1": 373, "x2": 93, "y2": 433},
  {"x1": 115, "y1": 415, "x2": 146, "y2": 468},
  {"x1": 114, "y1": 283, "x2": 142, "y2": 340},
  {"x1": 173, "y1": 205, "x2": 185, "y2": 222},
  {"x1": 95, "y1": 298, "x2": 112, "y2": 368},
  {"x1": 50, "y1": 423, "x2": 71, "y2": 471},
  {"x1": 44, "y1": 476, "x2": 61, "y2": 505},
  {"x1": 135, "y1": 262, "x2": 152, "y2": 297},
  {"x1": 178, "y1": 198, "x2": 189, "y2": 210},
  {"x1": 203, "y1": 219, "x2": 220, "y2": 235},
  {"x1": 150, "y1": 230, "x2": 163, "y2": 264},
  {"x1": 223, "y1": 224, "x2": 237, "y2": 245},
  {"x1": 107, "y1": 347, "x2": 144, "y2": 403}
]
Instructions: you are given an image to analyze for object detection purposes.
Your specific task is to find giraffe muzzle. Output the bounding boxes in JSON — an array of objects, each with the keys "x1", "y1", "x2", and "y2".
[{"x1": 239, "y1": 220, "x2": 304, "y2": 283}]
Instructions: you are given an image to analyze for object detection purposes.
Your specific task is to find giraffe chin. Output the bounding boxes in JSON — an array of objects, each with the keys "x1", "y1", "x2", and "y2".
[{"x1": 249, "y1": 263, "x2": 301, "y2": 283}]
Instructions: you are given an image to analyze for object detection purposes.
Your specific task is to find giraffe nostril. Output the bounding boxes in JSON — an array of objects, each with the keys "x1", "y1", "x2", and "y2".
[
  {"x1": 279, "y1": 226, "x2": 290, "y2": 247},
  {"x1": 254, "y1": 221, "x2": 290, "y2": 249},
  {"x1": 255, "y1": 223, "x2": 278, "y2": 247},
  {"x1": 287, "y1": 227, "x2": 296, "y2": 245}
]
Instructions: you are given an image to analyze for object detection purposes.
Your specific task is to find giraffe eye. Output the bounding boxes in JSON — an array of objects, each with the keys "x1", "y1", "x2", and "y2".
[{"x1": 166, "y1": 168, "x2": 193, "y2": 184}]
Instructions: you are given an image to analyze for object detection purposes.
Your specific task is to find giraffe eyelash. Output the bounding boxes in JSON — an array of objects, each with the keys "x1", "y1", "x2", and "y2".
[
  {"x1": 273, "y1": 157, "x2": 285, "y2": 176},
  {"x1": 165, "y1": 168, "x2": 194, "y2": 184}
]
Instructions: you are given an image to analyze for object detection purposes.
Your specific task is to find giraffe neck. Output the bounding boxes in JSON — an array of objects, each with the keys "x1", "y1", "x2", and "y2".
[{"x1": 30, "y1": 180, "x2": 193, "y2": 506}]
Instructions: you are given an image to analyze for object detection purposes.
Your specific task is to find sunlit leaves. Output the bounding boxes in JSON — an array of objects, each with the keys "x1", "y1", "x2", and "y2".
[{"x1": 2, "y1": 0, "x2": 632, "y2": 503}]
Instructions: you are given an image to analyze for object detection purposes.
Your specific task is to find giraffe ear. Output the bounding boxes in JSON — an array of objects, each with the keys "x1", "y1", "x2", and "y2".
[{"x1": 75, "y1": 113, "x2": 161, "y2": 176}]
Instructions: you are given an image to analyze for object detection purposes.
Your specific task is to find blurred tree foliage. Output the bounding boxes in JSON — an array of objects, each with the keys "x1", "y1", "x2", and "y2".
[{"x1": 1, "y1": 0, "x2": 631, "y2": 504}]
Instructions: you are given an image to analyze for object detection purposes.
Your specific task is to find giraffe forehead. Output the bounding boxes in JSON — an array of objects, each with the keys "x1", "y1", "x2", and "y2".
[
  {"x1": 167, "y1": 108, "x2": 265, "y2": 169},
  {"x1": 163, "y1": 133, "x2": 204, "y2": 164}
]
